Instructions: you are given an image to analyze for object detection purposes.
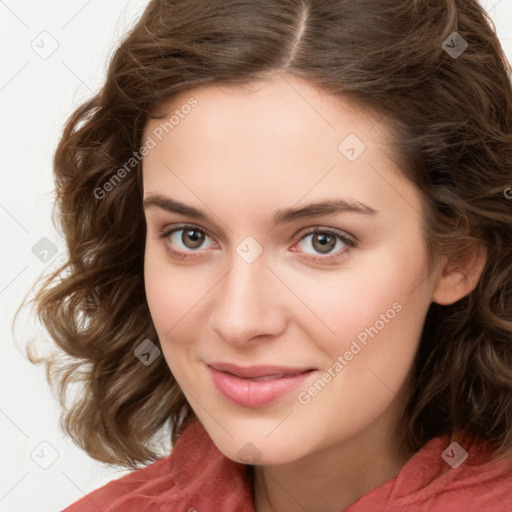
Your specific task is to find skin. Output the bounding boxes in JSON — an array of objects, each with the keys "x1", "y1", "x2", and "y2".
[{"x1": 142, "y1": 74, "x2": 486, "y2": 512}]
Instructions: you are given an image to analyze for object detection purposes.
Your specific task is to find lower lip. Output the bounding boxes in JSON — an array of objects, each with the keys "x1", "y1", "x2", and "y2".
[{"x1": 208, "y1": 366, "x2": 315, "y2": 408}]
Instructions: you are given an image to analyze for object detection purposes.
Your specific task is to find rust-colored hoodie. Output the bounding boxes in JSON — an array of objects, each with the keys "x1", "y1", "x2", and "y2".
[{"x1": 63, "y1": 418, "x2": 512, "y2": 512}]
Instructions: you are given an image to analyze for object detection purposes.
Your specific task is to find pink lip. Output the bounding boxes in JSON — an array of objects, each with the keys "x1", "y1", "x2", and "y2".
[{"x1": 207, "y1": 365, "x2": 315, "y2": 408}]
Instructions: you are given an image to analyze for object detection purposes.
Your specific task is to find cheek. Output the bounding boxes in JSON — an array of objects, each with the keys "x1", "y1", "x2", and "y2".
[
  {"x1": 144, "y1": 247, "x2": 198, "y2": 382},
  {"x1": 143, "y1": 242, "x2": 219, "y2": 380},
  {"x1": 144, "y1": 250, "x2": 192, "y2": 368},
  {"x1": 311, "y1": 239, "x2": 431, "y2": 370},
  {"x1": 144, "y1": 248, "x2": 175, "y2": 332},
  {"x1": 293, "y1": 248, "x2": 430, "y2": 434},
  {"x1": 144, "y1": 243, "x2": 205, "y2": 334}
]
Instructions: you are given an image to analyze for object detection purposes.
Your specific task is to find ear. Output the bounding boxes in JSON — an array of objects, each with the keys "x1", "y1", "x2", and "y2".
[{"x1": 432, "y1": 241, "x2": 487, "y2": 306}]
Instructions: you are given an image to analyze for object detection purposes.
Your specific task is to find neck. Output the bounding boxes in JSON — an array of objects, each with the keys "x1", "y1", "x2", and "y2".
[{"x1": 251, "y1": 415, "x2": 416, "y2": 512}]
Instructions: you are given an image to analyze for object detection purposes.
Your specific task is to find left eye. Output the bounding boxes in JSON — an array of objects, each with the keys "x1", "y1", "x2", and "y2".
[{"x1": 295, "y1": 228, "x2": 356, "y2": 257}]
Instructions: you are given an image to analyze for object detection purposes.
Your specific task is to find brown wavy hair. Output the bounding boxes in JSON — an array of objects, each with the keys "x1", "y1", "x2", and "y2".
[{"x1": 16, "y1": 0, "x2": 512, "y2": 469}]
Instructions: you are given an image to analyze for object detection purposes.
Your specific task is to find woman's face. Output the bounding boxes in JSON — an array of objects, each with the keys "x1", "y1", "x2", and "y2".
[{"x1": 142, "y1": 75, "x2": 441, "y2": 465}]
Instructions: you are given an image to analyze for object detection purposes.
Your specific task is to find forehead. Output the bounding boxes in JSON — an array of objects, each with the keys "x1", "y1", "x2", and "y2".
[
  {"x1": 141, "y1": 76, "x2": 422, "y2": 225},
  {"x1": 144, "y1": 76, "x2": 378, "y2": 153}
]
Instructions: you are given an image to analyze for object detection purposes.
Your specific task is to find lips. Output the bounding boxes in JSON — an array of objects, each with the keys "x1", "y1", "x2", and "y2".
[
  {"x1": 206, "y1": 362, "x2": 316, "y2": 408},
  {"x1": 207, "y1": 361, "x2": 314, "y2": 379}
]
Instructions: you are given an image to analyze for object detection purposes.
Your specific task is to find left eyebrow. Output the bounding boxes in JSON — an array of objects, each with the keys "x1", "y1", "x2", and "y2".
[
  {"x1": 143, "y1": 193, "x2": 379, "y2": 225},
  {"x1": 272, "y1": 198, "x2": 378, "y2": 224}
]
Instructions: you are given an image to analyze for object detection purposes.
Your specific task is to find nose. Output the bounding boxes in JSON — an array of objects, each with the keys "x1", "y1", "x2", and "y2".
[{"x1": 208, "y1": 248, "x2": 287, "y2": 346}]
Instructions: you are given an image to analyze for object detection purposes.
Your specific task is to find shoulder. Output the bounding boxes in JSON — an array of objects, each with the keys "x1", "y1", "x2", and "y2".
[
  {"x1": 348, "y1": 429, "x2": 512, "y2": 512},
  {"x1": 61, "y1": 455, "x2": 173, "y2": 511},
  {"x1": 394, "y1": 430, "x2": 512, "y2": 511},
  {"x1": 61, "y1": 418, "x2": 254, "y2": 512},
  {"x1": 426, "y1": 436, "x2": 512, "y2": 511}
]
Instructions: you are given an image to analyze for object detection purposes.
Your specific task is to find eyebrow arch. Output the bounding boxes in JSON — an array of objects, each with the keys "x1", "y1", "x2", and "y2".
[{"x1": 143, "y1": 193, "x2": 378, "y2": 226}]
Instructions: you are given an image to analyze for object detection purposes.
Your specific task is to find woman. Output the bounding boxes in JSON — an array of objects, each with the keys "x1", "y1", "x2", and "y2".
[{"x1": 23, "y1": 0, "x2": 512, "y2": 510}]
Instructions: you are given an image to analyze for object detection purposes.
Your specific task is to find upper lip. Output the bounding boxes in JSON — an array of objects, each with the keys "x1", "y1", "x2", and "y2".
[{"x1": 207, "y1": 362, "x2": 315, "y2": 379}]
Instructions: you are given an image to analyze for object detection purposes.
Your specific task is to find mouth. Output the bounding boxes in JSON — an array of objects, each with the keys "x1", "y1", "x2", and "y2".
[
  {"x1": 206, "y1": 363, "x2": 316, "y2": 408},
  {"x1": 226, "y1": 371, "x2": 309, "y2": 381},
  {"x1": 206, "y1": 361, "x2": 316, "y2": 379}
]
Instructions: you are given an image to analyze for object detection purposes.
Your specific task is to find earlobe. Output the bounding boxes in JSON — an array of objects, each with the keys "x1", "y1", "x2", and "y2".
[{"x1": 432, "y1": 242, "x2": 488, "y2": 306}]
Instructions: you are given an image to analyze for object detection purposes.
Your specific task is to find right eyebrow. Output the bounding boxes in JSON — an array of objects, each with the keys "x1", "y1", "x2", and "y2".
[{"x1": 143, "y1": 194, "x2": 211, "y2": 222}]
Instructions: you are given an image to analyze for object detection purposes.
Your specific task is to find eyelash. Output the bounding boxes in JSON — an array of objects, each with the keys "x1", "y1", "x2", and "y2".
[{"x1": 157, "y1": 224, "x2": 358, "y2": 264}]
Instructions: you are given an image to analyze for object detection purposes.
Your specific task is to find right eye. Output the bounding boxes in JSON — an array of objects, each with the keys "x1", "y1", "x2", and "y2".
[{"x1": 158, "y1": 224, "x2": 217, "y2": 259}]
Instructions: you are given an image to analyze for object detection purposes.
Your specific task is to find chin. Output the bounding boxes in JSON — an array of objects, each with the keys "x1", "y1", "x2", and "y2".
[{"x1": 206, "y1": 426, "x2": 303, "y2": 466}]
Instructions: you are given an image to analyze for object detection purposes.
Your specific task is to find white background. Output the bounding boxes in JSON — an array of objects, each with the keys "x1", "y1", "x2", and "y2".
[{"x1": 1, "y1": 1, "x2": 511, "y2": 510}]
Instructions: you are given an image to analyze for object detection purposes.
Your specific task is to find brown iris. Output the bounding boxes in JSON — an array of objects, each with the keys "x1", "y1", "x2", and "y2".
[
  {"x1": 182, "y1": 228, "x2": 205, "y2": 249},
  {"x1": 311, "y1": 232, "x2": 336, "y2": 254}
]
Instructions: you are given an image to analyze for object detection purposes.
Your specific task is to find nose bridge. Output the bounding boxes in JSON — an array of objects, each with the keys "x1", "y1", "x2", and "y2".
[{"x1": 209, "y1": 242, "x2": 284, "y2": 344}]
